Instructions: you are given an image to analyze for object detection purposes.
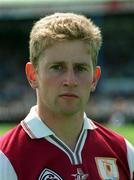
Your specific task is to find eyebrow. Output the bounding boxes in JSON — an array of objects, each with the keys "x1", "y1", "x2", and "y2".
[
  {"x1": 74, "y1": 62, "x2": 90, "y2": 66},
  {"x1": 50, "y1": 61, "x2": 90, "y2": 66}
]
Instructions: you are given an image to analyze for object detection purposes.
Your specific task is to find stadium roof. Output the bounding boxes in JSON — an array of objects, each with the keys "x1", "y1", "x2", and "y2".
[
  {"x1": 0, "y1": 0, "x2": 133, "y2": 4},
  {"x1": 0, "y1": 0, "x2": 133, "y2": 19},
  {"x1": 0, "y1": 0, "x2": 132, "y2": 6}
]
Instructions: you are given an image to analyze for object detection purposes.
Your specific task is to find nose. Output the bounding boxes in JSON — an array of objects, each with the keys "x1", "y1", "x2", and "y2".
[{"x1": 63, "y1": 69, "x2": 78, "y2": 87}]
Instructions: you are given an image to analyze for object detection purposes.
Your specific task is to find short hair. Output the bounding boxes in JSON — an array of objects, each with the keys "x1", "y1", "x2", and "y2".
[{"x1": 29, "y1": 12, "x2": 102, "y2": 68}]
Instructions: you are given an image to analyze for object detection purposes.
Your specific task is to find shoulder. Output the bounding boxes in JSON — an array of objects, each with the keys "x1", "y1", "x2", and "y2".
[
  {"x1": 92, "y1": 120, "x2": 134, "y2": 178},
  {"x1": 93, "y1": 121, "x2": 125, "y2": 142},
  {"x1": 88, "y1": 120, "x2": 134, "y2": 178},
  {"x1": 0, "y1": 125, "x2": 21, "y2": 180},
  {"x1": 90, "y1": 121, "x2": 127, "y2": 154},
  {"x1": 0, "y1": 123, "x2": 28, "y2": 155}
]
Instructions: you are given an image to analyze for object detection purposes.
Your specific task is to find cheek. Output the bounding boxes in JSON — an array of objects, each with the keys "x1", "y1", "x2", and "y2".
[
  {"x1": 40, "y1": 76, "x2": 60, "y2": 91},
  {"x1": 80, "y1": 75, "x2": 93, "y2": 87}
]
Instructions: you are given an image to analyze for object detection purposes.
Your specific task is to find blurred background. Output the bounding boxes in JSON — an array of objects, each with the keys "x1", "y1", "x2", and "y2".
[{"x1": 0, "y1": 0, "x2": 134, "y2": 125}]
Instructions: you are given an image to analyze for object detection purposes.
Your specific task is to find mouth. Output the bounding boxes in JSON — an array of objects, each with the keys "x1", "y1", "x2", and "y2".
[{"x1": 59, "y1": 93, "x2": 79, "y2": 99}]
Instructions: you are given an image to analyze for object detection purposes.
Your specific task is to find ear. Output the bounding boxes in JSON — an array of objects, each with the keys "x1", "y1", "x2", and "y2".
[
  {"x1": 91, "y1": 66, "x2": 101, "y2": 92},
  {"x1": 25, "y1": 62, "x2": 38, "y2": 89}
]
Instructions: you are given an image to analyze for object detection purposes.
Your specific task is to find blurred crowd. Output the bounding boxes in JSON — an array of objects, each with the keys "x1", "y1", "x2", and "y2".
[{"x1": 0, "y1": 13, "x2": 134, "y2": 123}]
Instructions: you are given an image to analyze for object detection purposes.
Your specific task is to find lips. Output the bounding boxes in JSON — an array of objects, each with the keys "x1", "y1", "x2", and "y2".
[{"x1": 59, "y1": 93, "x2": 79, "y2": 99}]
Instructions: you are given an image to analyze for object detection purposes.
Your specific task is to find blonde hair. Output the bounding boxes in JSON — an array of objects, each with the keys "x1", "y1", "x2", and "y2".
[{"x1": 29, "y1": 12, "x2": 102, "y2": 68}]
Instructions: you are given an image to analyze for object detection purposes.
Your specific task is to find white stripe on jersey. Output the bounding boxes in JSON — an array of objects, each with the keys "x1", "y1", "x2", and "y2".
[
  {"x1": 0, "y1": 150, "x2": 17, "y2": 180},
  {"x1": 46, "y1": 130, "x2": 87, "y2": 165},
  {"x1": 125, "y1": 139, "x2": 134, "y2": 179}
]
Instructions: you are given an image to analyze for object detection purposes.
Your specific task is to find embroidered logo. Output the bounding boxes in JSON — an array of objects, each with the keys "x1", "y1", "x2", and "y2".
[
  {"x1": 38, "y1": 168, "x2": 63, "y2": 180},
  {"x1": 95, "y1": 157, "x2": 119, "y2": 180},
  {"x1": 72, "y1": 168, "x2": 88, "y2": 180}
]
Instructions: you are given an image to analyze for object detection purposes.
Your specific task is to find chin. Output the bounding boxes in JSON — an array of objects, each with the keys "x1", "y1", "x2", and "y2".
[{"x1": 60, "y1": 108, "x2": 81, "y2": 116}]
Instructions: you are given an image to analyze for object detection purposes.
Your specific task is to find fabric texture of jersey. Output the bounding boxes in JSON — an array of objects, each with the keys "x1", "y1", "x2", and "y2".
[{"x1": 0, "y1": 106, "x2": 134, "y2": 180}]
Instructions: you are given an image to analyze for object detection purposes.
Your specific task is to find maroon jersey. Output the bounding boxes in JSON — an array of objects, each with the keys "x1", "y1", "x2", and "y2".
[{"x1": 0, "y1": 106, "x2": 134, "y2": 180}]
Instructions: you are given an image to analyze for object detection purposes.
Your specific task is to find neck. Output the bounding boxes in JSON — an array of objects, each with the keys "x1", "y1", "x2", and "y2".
[{"x1": 36, "y1": 106, "x2": 84, "y2": 151}]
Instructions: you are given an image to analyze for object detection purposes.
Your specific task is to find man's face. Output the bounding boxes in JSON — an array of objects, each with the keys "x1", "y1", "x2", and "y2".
[{"x1": 27, "y1": 40, "x2": 100, "y2": 116}]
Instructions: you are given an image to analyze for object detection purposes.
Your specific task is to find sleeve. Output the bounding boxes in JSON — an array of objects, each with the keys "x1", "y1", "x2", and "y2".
[
  {"x1": 0, "y1": 150, "x2": 17, "y2": 180},
  {"x1": 125, "y1": 140, "x2": 134, "y2": 180}
]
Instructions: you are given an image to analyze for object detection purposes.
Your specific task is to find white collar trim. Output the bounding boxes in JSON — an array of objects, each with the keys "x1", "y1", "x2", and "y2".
[{"x1": 21, "y1": 106, "x2": 97, "y2": 139}]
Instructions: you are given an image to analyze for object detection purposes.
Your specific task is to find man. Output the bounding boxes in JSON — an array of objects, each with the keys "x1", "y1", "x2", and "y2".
[{"x1": 0, "y1": 12, "x2": 134, "y2": 180}]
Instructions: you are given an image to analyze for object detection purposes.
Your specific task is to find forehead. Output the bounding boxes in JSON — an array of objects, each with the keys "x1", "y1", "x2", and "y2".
[{"x1": 39, "y1": 40, "x2": 91, "y2": 64}]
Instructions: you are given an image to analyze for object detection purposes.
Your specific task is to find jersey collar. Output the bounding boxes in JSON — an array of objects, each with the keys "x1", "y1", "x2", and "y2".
[{"x1": 21, "y1": 106, "x2": 97, "y2": 139}]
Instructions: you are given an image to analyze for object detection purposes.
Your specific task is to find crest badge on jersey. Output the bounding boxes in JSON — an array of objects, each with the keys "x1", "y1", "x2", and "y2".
[
  {"x1": 38, "y1": 168, "x2": 63, "y2": 180},
  {"x1": 72, "y1": 168, "x2": 88, "y2": 180},
  {"x1": 95, "y1": 157, "x2": 119, "y2": 180}
]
